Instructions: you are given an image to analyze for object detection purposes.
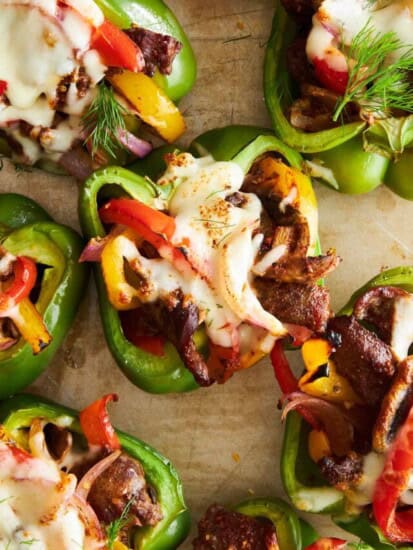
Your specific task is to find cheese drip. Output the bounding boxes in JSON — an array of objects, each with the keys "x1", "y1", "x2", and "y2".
[
  {"x1": 0, "y1": 0, "x2": 106, "y2": 164},
  {"x1": 0, "y1": 441, "x2": 86, "y2": 549}
]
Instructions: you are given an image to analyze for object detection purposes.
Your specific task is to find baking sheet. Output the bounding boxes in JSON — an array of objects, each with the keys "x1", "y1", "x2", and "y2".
[{"x1": 1, "y1": 0, "x2": 413, "y2": 546}]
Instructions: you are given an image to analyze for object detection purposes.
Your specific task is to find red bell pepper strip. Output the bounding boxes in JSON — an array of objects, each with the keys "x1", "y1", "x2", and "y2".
[
  {"x1": 305, "y1": 538, "x2": 346, "y2": 550},
  {"x1": 313, "y1": 57, "x2": 348, "y2": 96},
  {"x1": 99, "y1": 198, "x2": 193, "y2": 276},
  {"x1": 0, "y1": 80, "x2": 7, "y2": 96},
  {"x1": 271, "y1": 340, "x2": 319, "y2": 428},
  {"x1": 91, "y1": 20, "x2": 143, "y2": 72},
  {"x1": 373, "y1": 404, "x2": 413, "y2": 544},
  {"x1": 79, "y1": 394, "x2": 121, "y2": 451},
  {"x1": 0, "y1": 256, "x2": 37, "y2": 312}
]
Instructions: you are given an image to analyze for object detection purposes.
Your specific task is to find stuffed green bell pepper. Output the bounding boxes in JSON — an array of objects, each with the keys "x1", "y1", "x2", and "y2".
[
  {"x1": 0, "y1": 392, "x2": 190, "y2": 549},
  {"x1": 0, "y1": 193, "x2": 88, "y2": 398},
  {"x1": 0, "y1": 0, "x2": 196, "y2": 179},
  {"x1": 274, "y1": 266, "x2": 413, "y2": 548},
  {"x1": 265, "y1": 0, "x2": 413, "y2": 198},
  {"x1": 79, "y1": 125, "x2": 339, "y2": 393},
  {"x1": 193, "y1": 496, "x2": 375, "y2": 549}
]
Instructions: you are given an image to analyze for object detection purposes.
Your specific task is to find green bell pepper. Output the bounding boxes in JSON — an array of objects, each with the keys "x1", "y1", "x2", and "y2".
[
  {"x1": 264, "y1": 1, "x2": 413, "y2": 198},
  {"x1": 0, "y1": 193, "x2": 88, "y2": 398},
  {"x1": 281, "y1": 266, "x2": 413, "y2": 548},
  {"x1": 0, "y1": 393, "x2": 190, "y2": 550},
  {"x1": 234, "y1": 497, "x2": 317, "y2": 550},
  {"x1": 79, "y1": 126, "x2": 317, "y2": 393},
  {"x1": 94, "y1": 0, "x2": 196, "y2": 103}
]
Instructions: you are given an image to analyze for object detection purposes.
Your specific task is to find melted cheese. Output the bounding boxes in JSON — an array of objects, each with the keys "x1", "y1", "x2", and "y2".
[
  {"x1": 0, "y1": 441, "x2": 86, "y2": 549},
  {"x1": 127, "y1": 154, "x2": 287, "y2": 350},
  {"x1": 307, "y1": 0, "x2": 413, "y2": 69},
  {"x1": 345, "y1": 452, "x2": 385, "y2": 511},
  {"x1": 0, "y1": 0, "x2": 106, "y2": 163}
]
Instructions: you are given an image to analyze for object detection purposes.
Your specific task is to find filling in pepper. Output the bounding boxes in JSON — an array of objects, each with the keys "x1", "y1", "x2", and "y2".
[
  {"x1": 0, "y1": 394, "x2": 162, "y2": 549},
  {"x1": 0, "y1": 0, "x2": 185, "y2": 177},
  {"x1": 82, "y1": 152, "x2": 339, "y2": 386},
  {"x1": 275, "y1": 283, "x2": 413, "y2": 544},
  {"x1": 281, "y1": 0, "x2": 413, "y2": 133},
  {"x1": 0, "y1": 248, "x2": 51, "y2": 354}
]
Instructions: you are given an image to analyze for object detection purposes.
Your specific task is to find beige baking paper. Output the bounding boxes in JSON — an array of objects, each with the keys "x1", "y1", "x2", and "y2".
[{"x1": 0, "y1": 1, "x2": 412, "y2": 546}]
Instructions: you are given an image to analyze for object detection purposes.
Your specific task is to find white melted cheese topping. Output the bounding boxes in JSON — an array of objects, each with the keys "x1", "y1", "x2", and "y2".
[
  {"x1": 0, "y1": 0, "x2": 106, "y2": 163},
  {"x1": 129, "y1": 154, "x2": 286, "y2": 350},
  {"x1": 307, "y1": 0, "x2": 413, "y2": 70},
  {"x1": 0, "y1": 441, "x2": 86, "y2": 549},
  {"x1": 346, "y1": 452, "x2": 385, "y2": 510}
]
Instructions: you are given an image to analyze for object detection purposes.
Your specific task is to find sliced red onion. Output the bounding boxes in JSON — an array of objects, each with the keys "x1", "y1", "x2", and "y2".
[
  {"x1": 79, "y1": 237, "x2": 110, "y2": 263},
  {"x1": 117, "y1": 129, "x2": 153, "y2": 158},
  {"x1": 282, "y1": 392, "x2": 354, "y2": 457},
  {"x1": 71, "y1": 493, "x2": 105, "y2": 547},
  {"x1": 0, "y1": 335, "x2": 17, "y2": 350},
  {"x1": 75, "y1": 450, "x2": 121, "y2": 501}
]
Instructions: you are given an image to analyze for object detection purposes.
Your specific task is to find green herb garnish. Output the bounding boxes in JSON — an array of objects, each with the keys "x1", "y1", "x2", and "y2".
[
  {"x1": 82, "y1": 82, "x2": 128, "y2": 158},
  {"x1": 333, "y1": 22, "x2": 413, "y2": 121},
  {"x1": 106, "y1": 497, "x2": 135, "y2": 550}
]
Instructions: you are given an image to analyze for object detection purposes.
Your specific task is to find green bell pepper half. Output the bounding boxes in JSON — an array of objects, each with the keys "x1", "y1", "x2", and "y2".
[
  {"x1": 0, "y1": 193, "x2": 88, "y2": 398},
  {"x1": 79, "y1": 126, "x2": 314, "y2": 393},
  {"x1": 264, "y1": 1, "x2": 413, "y2": 199},
  {"x1": 281, "y1": 266, "x2": 413, "y2": 547},
  {"x1": 94, "y1": 0, "x2": 196, "y2": 103},
  {"x1": 0, "y1": 393, "x2": 190, "y2": 550}
]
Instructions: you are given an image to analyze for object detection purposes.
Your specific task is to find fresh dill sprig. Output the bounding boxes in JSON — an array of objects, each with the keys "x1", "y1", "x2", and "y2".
[
  {"x1": 82, "y1": 82, "x2": 128, "y2": 158},
  {"x1": 333, "y1": 22, "x2": 413, "y2": 122},
  {"x1": 106, "y1": 497, "x2": 135, "y2": 550}
]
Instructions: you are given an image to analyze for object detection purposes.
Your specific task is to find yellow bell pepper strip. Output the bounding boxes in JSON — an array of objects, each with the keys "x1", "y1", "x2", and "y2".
[
  {"x1": 299, "y1": 338, "x2": 360, "y2": 404},
  {"x1": 308, "y1": 429, "x2": 332, "y2": 463},
  {"x1": 0, "y1": 254, "x2": 52, "y2": 354},
  {"x1": 6, "y1": 298, "x2": 52, "y2": 355},
  {"x1": 108, "y1": 71, "x2": 186, "y2": 143},
  {"x1": 100, "y1": 228, "x2": 143, "y2": 310}
]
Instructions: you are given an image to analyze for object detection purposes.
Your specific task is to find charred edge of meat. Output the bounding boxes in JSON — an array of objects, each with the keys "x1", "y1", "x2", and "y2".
[
  {"x1": 318, "y1": 453, "x2": 363, "y2": 489},
  {"x1": 261, "y1": 252, "x2": 340, "y2": 284},
  {"x1": 254, "y1": 280, "x2": 331, "y2": 333},
  {"x1": 373, "y1": 356, "x2": 413, "y2": 453},
  {"x1": 354, "y1": 286, "x2": 410, "y2": 345},
  {"x1": 125, "y1": 26, "x2": 182, "y2": 77},
  {"x1": 327, "y1": 316, "x2": 396, "y2": 407},
  {"x1": 192, "y1": 504, "x2": 278, "y2": 550},
  {"x1": 120, "y1": 293, "x2": 215, "y2": 387}
]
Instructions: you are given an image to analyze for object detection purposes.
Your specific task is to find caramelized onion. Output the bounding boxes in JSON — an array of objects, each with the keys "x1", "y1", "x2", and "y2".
[
  {"x1": 71, "y1": 493, "x2": 106, "y2": 549},
  {"x1": 282, "y1": 392, "x2": 354, "y2": 457}
]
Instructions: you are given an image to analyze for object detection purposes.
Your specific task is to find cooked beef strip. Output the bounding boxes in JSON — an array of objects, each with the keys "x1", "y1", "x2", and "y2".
[
  {"x1": 262, "y1": 252, "x2": 340, "y2": 283},
  {"x1": 318, "y1": 453, "x2": 363, "y2": 487},
  {"x1": 87, "y1": 453, "x2": 163, "y2": 527},
  {"x1": 287, "y1": 36, "x2": 315, "y2": 84},
  {"x1": 125, "y1": 26, "x2": 182, "y2": 76},
  {"x1": 353, "y1": 286, "x2": 410, "y2": 344},
  {"x1": 193, "y1": 505, "x2": 278, "y2": 550},
  {"x1": 327, "y1": 316, "x2": 396, "y2": 406},
  {"x1": 254, "y1": 280, "x2": 331, "y2": 333}
]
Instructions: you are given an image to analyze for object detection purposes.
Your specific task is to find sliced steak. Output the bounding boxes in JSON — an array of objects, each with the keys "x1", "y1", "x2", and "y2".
[
  {"x1": 354, "y1": 286, "x2": 410, "y2": 344},
  {"x1": 193, "y1": 505, "x2": 278, "y2": 550},
  {"x1": 87, "y1": 453, "x2": 163, "y2": 527},
  {"x1": 125, "y1": 26, "x2": 182, "y2": 76},
  {"x1": 318, "y1": 453, "x2": 363, "y2": 487},
  {"x1": 327, "y1": 316, "x2": 396, "y2": 406},
  {"x1": 254, "y1": 280, "x2": 331, "y2": 333},
  {"x1": 262, "y1": 252, "x2": 339, "y2": 283}
]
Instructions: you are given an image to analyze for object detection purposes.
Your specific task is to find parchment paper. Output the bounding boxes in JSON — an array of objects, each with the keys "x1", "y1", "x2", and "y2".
[{"x1": 1, "y1": 1, "x2": 412, "y2": 546}]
